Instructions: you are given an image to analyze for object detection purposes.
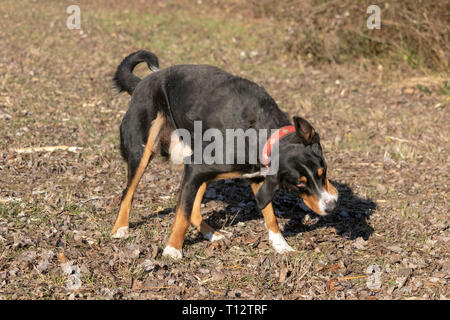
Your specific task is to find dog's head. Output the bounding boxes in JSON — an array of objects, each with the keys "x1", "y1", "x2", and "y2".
[{"x1": 256, "y1": 116, "x2": 338, "y2": 216}]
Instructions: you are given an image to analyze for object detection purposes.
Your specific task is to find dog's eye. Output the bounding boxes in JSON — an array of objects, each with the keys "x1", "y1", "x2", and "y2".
[{"x1": 312, "y1": 144, "x2": 321, "y2": 155}]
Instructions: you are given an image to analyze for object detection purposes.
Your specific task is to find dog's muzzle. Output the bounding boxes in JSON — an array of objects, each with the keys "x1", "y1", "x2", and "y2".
[{"x1": 323, "y1": 198, "x2": 337, "y2": 214}]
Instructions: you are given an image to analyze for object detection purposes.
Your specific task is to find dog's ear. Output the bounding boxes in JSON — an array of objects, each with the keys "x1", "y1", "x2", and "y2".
[
  {"x1": 255, "y1": 175, "x2": 279, "y2": 210},
  {"x1": 293, "y1": 116, "x2": 318, "y2": 144}
]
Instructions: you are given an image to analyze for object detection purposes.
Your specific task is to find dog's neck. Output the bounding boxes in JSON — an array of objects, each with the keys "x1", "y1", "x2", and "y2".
[{"x1": 261, "y1": 125, "x2": 296, "y2": 168}]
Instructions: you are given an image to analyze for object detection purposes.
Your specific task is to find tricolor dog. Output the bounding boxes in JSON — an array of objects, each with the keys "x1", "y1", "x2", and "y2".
[{"x1": 111, "y1": 50, "x2": 338, "y2": 259}]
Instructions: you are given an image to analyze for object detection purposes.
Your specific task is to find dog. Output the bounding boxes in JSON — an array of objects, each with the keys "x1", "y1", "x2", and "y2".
[{"x1": 111, "y1": 50, "x2": 338, "y2": 259}]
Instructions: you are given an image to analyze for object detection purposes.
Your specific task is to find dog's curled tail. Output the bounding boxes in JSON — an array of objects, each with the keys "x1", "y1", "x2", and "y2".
[{"x1": 113, "y1": 50, "x2": 159, "y2": 95}]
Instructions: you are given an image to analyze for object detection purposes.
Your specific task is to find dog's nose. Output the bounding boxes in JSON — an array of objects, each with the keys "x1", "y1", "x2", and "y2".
[{"x1": 324, "y1": 199, "x2": 337, "y2": 214}]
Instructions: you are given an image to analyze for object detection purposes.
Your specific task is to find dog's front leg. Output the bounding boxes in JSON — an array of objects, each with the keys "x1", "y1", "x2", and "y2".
[
  {"x1": 189, "y1": 181, "x2": 226, "y2": 242},
  {"x1": 162, "y1": 206, "x2": 191, "y2": 260},
  {"x1": 249, "y1": 180, "x2": 295, "y2": 254},
  {"x1": 162, "y1": 168, "x2": 204, "y2": 259}
]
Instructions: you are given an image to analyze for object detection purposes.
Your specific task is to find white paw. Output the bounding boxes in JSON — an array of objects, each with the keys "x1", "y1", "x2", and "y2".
[
  {"x1": 269, "y1": 230, "x2": 295, "y2": 254},
  {"x1": 204, "y1": 232, "x2": 224, "y2": 242},
  {"x1": 162, "y1": 246, "x2": 183, "y2": 259},
  {"x1": 111, "y1": 226, "x2": 129, "y2": 239}
]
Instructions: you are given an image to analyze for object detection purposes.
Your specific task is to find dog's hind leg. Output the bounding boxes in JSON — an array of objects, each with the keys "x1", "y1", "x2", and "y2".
[
  {"x1": 189, "y1": 181, "x2": 225, "y2": 242},
  {"x1": 249, "y1": 179, "x2": 295, "y2": 254},
  {"x1": 111, "y1": 112, "x2": 165, "y2": 238}
]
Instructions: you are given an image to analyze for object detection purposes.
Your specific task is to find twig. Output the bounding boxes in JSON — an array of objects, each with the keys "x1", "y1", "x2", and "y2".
[
  {"x1": 386, "y1": 136, "x2": 413, "y2": 144},
  {"x1": 0, "y1": 197, "x2": 22, "y2": 204},
  {"x1": 338, "y1": 275, "x2": 367, "y2": 281},
  {"x1": 297, "y1": 269, "x2": 309, "y2": 282},
  {"x1": 209, "y1": 289, "x2": 225, "y2": 295},
  {"x1": 198, "y1": 278, "x2": 213, "y2": 285},
  {"x1": 13, "y1": 146, "x2": 83, "y2": 154},
  {"x1": 224, "y1": 265, "x2": 248, "y2": 270},
  {"x1": 227, "y1": 208, "x2": 241, "y2": 228},
  {"x1": 79, "y1": 197, "x2": 101, "y2": 203}
]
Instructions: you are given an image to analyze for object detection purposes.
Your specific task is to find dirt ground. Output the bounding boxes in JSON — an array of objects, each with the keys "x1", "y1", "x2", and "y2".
[{"x1": 0, "y1": 0, "x2": 448, "y2": 300}]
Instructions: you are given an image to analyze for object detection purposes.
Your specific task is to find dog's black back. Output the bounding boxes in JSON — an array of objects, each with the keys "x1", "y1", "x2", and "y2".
[{"x1": 133, "y1": 64, "x2": 290, "y2": 135}]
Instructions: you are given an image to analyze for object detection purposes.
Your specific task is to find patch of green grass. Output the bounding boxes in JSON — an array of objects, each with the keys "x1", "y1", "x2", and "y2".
[
  {"x1": 139, "y1": 225, "x2": 160, "y2": 240},
  {"x1": 397, "y1": 47, "x2": 422, "y2": 69},
  {"x1": 265, "y1": 276, "x2": 274, "y2": 288},
  {"x1": 438, "y1": 81, "x2": 450, "y2": 96},
  {"x1": 0, "y1": 203, "x2": 22, "y2": 217},
  {"x1": 28, "y1": 206, "x2": 48, "y2": 225},
  {"x1": 415, "y1": 84, "x2": 432, "y2": 95},
  {"x1": 374, "y1": 257, "x2": 386, "y2": 267},
  {"x1": 240, "y1": 275, "x2": 252, "y2": 283},
  {"x1": 386, "y1": 279, "x2": 397, "y2": 287},
  {"x1": 336, "y1": 131, "x2": 374, "y2": 152},
  {"x1": 63, "y1": 203, "x2": 84, "y2": 215},
  {"x1": 78, "y1": 117, "x2": 98, "y2": 139},
  {"x1": 49, "y1": 274, "x2": 66, "y2": 286},
  {"x1": 83, "y1": 273, "x2": 97, "y2": 286},
  {"x1": 91, "y1": 8, "x2": 276, "y2": 69}
]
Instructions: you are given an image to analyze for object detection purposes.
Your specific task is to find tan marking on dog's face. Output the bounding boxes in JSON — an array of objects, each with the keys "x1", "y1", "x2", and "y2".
[
  {"x1": 317, "y1": 168, "x2": 324, "y2": 177},
  {"x1": 297, "y1": 176, "x2": 307, "y2": 188},
  {"x1": 301, "y1": 193, "x2": 323, "y2": 216},
  {"x1": 324, "y1": 178, "x2": 338, "y2": 196}
]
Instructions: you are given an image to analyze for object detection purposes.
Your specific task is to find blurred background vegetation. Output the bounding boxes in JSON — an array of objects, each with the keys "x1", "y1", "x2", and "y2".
[{"x1": 244, "y1": 0, "x2": 449, "y2": 72}]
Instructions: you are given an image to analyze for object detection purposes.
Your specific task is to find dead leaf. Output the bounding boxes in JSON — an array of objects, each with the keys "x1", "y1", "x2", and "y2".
[
  {"x1": 58, "y1": 252, "x2": 68, "y2": 264},
  {"x1": 279, "y1": 264, "x2": 288, "y2": 283},
  {"x1": 150, "y1": 243, "x2": 159, "y2": 259},
  {"x1": 326, "y1": 278, "x2": 339, "y2": 293},
  {"x1": 386, "y1": 245, "x2": 403, "y2": 253}
]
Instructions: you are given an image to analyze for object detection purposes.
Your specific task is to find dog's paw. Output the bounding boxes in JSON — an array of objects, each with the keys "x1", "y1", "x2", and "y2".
[
  {"x1": 162, "y1": 246, "x2": 183, "y2": 259},
  {"x1": 269, "y1": 231, "x2": 295, "y2": 254},
  {"x1": 111, "y1": 226, "x2": 129, "y2": 239}
]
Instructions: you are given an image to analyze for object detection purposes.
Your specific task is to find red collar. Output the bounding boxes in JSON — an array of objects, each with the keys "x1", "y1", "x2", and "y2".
[{"x1": 262, "y1": 125, "x2": 296, "y2": 168}]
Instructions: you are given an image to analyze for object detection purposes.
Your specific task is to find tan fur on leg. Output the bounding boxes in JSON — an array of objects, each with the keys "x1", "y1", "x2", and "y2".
[
  {"x1": 249, "y1": 181, "x2": 280, "y2": 234},
  {"x1": 111, "y1": 113, "x2": 165, "y2": 237},
  {"x1": 190, "y1": 182, "x2": 224, "y2": 241},
  {"x1": 249, "y1": 180, "x2": 295, "y2": 253},
  {"x1": 163, "y1": 206, "x2": 190, "y2": 259}
]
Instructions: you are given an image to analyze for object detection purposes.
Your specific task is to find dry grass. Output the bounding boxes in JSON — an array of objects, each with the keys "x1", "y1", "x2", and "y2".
[
  {"x1": 244, "y1": 0, "x2": 450, "y2": 71},
  {"x1": 0, "y1": 0, "x2": 448, "y2": 300}
]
